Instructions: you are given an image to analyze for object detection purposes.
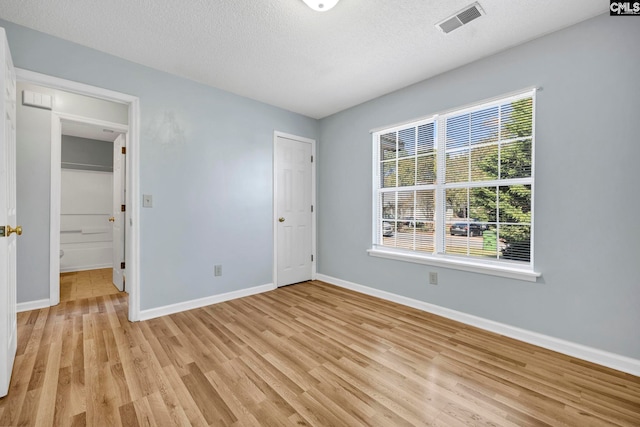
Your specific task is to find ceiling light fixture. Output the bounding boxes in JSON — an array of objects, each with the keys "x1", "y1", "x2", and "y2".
[{"x1": 302, "y1": 0, "x2": 340, "y2": 12}]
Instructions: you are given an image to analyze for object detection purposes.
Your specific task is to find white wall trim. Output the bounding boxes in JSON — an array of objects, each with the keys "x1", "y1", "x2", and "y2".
[
  {"x1": 316, "y1": 273, "x2": 640, "y2": 377},
  {"x1": 15, "y1": 69, "x2": 138, "y2": 104},
  {"x1": 17, "y1": 299, "x2": 50, "y2": 313},
  {"x1": 16, "y1": 68, "x2": 141, "y2": 322},
  {"x1": 367, "y1": 248, "x2": 540, "y2": 282},
  {"x1": 139, "y1": 283, "x2": 276, "y2": 321},
  {"x1": 50, "y1": 115, "x2": 61, "y2": 306},
  {"x1": 60, "y1": 264, "x2": 112, "y2": 273},
  {"x1": 272, "y1": 131, "x2": 317, "y2": 287}
]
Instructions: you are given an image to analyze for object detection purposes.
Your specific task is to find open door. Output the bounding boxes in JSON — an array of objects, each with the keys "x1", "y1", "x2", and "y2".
[
  {"x1": 111, "y1": 134, "x2": 125, "y2": 291},
  {"x1": 0, "y1": 27, "x2": 18, "y2": 397}
]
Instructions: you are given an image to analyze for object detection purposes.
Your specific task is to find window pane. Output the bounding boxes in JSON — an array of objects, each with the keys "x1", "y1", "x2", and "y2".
[
  {"x1": 471, "y1": 105, "x2": 499, "y2": 145},
  {"x1": 380, "y1": 192, "x2": 396, "y2": 220},
  {"x1": 380, "y1": 132, "x2": 397, "y2": 160},
  {"x1": 381, "y1": 220, "x2": 397, "y2": 246},
  {"x1": 446, "y1": 150, "x2": 469, "y2": 183},
  {"x1": 446, "y1": 188, "x2": 468, "y2": 222},
  {"x1": 470, "y1": 187, "x2": 497, "y2": 223},
  {"x1": 498, "y1": 185, "x2": 531, "y2": 224},
  {"x1": 416, "y1": 155, "x2": 436, "y2": 184},
  {"x1": 397, "y1": 191, "x2": 414, "y2": 221},
  {"x1": 417, "y1": 122, "x2": 435, "y2": 155},
  {"x1": 398, "y1": 127, "x2": 416, "y2": 158},
  {"x1": 381, "y1": 161, "x2": 396, "y2": 188},
  {"x1": 500, "y1": 98, "x2": 533, "y2": 140},
  {"x1": 499, "y1": 225, "x2": 531, "y2": 262},
  {"x1": 415, "y1": 190, "x2": 435, "y2": 222},
  {"x1": 446, "y1": 113, "x2": 470, "y2": 150},
  {"x1": 414, "y1": 190, "x2": 436, "y2": 252},
  {"x1": 398, "y1": 157, "x2": 415, "y2": 187},
  {"x1": 500, "y1": 140, "x2": 532, "y2": 179},
  {"x1": 470, "y1": 144, "x2": 499, "y2": 181}
]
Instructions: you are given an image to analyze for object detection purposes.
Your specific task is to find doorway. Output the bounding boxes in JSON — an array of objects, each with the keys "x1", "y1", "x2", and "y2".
[
  {"x1": 16, "y1": 68, "x2": 141, "y2": 321},
  {"x1": 273, "y1": 132, "x2": 316, "y2": 287},
  {"x1": 58, "y1": 120, "x2": 126, "y2": 302}
]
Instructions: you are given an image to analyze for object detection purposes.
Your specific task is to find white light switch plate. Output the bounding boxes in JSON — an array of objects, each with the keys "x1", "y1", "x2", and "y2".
[{"x1": 143, "y1": 194, "x2": 153, "y2": 208}]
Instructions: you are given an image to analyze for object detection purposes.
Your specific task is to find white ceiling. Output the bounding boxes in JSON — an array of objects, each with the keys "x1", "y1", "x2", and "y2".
[{"x1": 0, "y1": 0, "x2": 604, "y2": 119}]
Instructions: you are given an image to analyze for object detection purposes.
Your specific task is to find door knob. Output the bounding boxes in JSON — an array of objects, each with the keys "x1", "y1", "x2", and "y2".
[
  {"x1": 108, "y1": 217, "x2": 115, "y2": 222},
  {"x1": 278, "y1": 217, "x2": 285, "y2": 222},
  {"x1": 6, "y1": 225, "x2": 22, "y2": 236}
]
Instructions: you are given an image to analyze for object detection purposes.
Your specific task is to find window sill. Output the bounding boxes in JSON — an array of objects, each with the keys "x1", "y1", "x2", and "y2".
[{"x1": 367, "y1": 247, "x2": 541, "y2": 282}]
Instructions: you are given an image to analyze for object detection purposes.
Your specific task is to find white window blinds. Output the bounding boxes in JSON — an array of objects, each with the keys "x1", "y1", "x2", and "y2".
[{"x1": 373, "y1": 90, "x2": 535, "y2": 267}]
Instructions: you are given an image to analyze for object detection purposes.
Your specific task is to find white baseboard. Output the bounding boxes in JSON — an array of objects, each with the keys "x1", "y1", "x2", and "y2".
[
  {"x1": 315, "y1": 274, "x2": 640, "y2": 377},
  {"x1": 139, "y1": 283, "x2": 276, "y2": 321},
  {"x1": 60, "y1": 263, "x2": 112, "y2": 273},
  {"x1": 17, "y1": 299, "x2": 51, "y2": 313}
]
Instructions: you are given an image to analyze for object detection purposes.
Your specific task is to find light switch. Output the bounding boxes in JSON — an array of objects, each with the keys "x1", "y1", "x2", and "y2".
[
  {"x1": 22, "y1": 90, "x2": 53, "y2": 110},
  {"x1": 142, "y1": 194, "x2": 153, "y2": 208},
  {"x1": 22, "y1": 90, "x2": 34, "y2": 105},
  {"x1": 41, "y1": 94, "x2": 53, "y2": 109}
]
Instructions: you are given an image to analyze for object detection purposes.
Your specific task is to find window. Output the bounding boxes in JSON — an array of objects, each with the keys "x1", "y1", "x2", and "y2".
[{"x1": 371, "y1": 90, "x2": 539, "y2": 281}]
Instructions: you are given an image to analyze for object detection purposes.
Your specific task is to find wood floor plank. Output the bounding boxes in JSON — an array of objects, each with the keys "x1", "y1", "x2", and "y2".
[{"x1": 1, "y1": 280, "x2": 638, "y2": 426}]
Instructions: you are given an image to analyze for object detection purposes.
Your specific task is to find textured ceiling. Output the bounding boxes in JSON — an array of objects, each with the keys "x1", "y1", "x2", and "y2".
[{"x1": 0, "y1": 0, "x2": 604, "y2": 118}]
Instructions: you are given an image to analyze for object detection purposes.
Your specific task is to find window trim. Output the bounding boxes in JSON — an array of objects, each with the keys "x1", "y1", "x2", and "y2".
[
  {"x1": 370, "y1": 89, "x2": 540, "y2": 281},
  {"x1": 367, "y1": 247, "x2": 541, "y2": 282}
]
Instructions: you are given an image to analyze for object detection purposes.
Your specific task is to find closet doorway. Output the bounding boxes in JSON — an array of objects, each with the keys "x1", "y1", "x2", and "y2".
[{"x1": 59, "y1": 119, "x2": 127, "y2": 302}]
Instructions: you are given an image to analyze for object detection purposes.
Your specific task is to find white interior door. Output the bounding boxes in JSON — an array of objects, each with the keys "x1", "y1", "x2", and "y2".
[
  {"x1": 112, "y1": 134, "x2": 125, "y2": 291},
  {"x1": 275, "y1": 135, "x2": 312, "y2": 287},
  {"x1": 0, "y1": 27, "x2": 17, "y2": 398}
]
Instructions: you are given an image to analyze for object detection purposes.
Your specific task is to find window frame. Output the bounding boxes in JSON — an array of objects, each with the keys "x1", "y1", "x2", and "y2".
[{"x1": 369, "y1": 89, "x2": 540, "y2": 282}]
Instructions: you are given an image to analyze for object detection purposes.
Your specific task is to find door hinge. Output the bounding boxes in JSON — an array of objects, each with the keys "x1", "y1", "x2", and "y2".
[
  {"x1": 121, "y1": 204, "x2": 126, "y2": 212},
  {"x1": 120, "y1": 262, "x2": 125, "y2": 269},
  {"x1": 121, "y1": 147, "x2": 126, "y2": 154},
  {"x1": 0, "y1": 226, "x2": 4, "y2": 237},
  {"x1": 311, "y1": 254, "x2": 314, "y2": 262},
  {"x1": 311, "y1": 205, "x2": 313, "y2": 213},
  {"x1": 311, "y1": 155, "x2": 313, "y2": 163}
]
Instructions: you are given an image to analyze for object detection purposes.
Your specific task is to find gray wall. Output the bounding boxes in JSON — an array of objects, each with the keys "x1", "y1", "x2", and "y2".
[
  {"x1": 62, "y1": 136, "x2": 114, "y2": 172},
  {"x1": 318, "y1": 14, "x2": 640, "y2": 359},
  {"x1": 4, "y1": 20, "x2": 319, "y2": 309},
  {"x1": 16, "y1": 82, "x2": 128, "y2": 303}
]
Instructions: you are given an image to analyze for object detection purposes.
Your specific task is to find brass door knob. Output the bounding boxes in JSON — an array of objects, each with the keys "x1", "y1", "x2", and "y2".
[
  {"x1": 278, "y1": 217, "x2": 285, "y2": 223},
  {"x1": 7, "y1": 225, "x2": 22, "y2": 236},
  {"x1": 108, "y1": 217, "x2": 115, "y2": 222}
]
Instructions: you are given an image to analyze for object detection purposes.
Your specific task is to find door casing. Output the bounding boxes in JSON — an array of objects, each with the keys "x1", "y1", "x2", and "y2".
[
  {"x1": 272, "y1": 131, "x2": 316, "y2": 287},
  {"x1": 16, "y1": 68, "x2": 141, "y2": 321}
]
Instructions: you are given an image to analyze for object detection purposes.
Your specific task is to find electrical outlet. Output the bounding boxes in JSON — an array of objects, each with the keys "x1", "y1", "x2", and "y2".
[
  {"x1": 429, "y1": 272, "x2": 438, "y2": 285},
  {"x1": 214, "y1": 265, "x2": 222, "y2": 277},
  {"x1": 142, "y1": 194, "x2": 153, "y2": 208}
]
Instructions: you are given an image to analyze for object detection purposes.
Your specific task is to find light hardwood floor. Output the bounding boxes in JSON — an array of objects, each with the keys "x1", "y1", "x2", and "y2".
[
  {"x1": 1, "y1": 281, "x2": 638, "y2": 426},
  {"x1": 60, "y1": 268, "x2": 123, "y2": 302}
]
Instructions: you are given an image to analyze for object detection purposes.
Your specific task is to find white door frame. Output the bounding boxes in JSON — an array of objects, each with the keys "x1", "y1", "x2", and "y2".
[
  {"x1": 272, "y1": 131, "x2": 316, "y2": 287},
  {"x1": 15, "y1": 68, "x2": 141, "y2": 321}
]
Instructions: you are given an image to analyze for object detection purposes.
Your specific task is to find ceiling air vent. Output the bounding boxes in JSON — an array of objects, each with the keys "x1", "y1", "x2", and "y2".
[{"x1": 436, "y1": 2, "x2": 484, "y2": 34}]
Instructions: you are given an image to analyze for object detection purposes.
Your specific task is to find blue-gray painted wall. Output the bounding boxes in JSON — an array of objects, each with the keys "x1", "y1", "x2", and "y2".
[
  {"x1": 318, "y1": 14, "x2": 640, "y2": 359},
  {"x1": 2, "y1": 20, "x2": 319, "y2": 310}
]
